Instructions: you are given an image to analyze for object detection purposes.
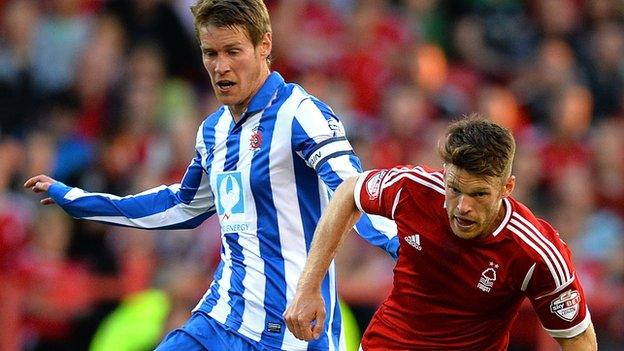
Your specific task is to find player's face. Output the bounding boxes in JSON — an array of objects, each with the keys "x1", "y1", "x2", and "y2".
[
  {"x1": 199, "y1": 24, "x2": 271, "y2": 118},
  {"x1": 444, "y1": 165, "x2": 515, "y2": 240}
]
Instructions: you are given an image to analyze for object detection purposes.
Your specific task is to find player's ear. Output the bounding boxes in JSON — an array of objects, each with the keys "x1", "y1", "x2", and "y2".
[
  {"x1": 502, "y1": 175, "x2": 515, "y2": 198},
  {"x1": 258, "y1": 32, "x2": 272, "y2": 59}
]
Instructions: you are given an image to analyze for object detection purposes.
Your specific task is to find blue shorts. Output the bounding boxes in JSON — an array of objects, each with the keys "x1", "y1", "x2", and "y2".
[{"x1": 154, "y1": 312, "x2": 267, "y2": 351}]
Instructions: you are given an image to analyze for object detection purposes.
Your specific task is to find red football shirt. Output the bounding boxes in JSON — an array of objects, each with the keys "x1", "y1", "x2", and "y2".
[{"x1": 354, "y1": 166, "x2": 591, "y2": 351}]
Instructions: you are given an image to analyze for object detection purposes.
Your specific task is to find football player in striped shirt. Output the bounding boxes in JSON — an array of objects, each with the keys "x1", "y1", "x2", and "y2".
[
  {"x1": 24, "y1": 1, "x2": 398, "y2": 350},
  {"x1": 285, "y1": 115, "x2": 597, "y2": 350}
]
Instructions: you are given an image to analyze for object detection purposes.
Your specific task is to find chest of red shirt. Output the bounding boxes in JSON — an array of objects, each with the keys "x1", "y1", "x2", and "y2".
[{"x1": 390, "y1": 204, "x2": 527, "y2": 317}]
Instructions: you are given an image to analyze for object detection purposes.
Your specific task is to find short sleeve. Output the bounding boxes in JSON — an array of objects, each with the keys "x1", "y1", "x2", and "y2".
[
  {"x1": 292, "y1": 97, "x2": 354, "y2": 172},
  {"x1": 354, "y1": 168, "x2": 401, "y2": 219},
  {"x1": 525, "y1": 239, "x2": 592, "y2": 338}
]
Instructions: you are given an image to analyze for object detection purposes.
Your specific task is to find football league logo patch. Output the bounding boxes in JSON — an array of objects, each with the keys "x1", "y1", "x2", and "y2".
[
  {"x1": 366, "y1": 170, "x2": 387, "y2": 200},
  {"x1": 550, "y1": 290, "x2": 581, "y2": 322},
  {"x1": 327, "y1": 118, "x2": 346, "y2": 137}
]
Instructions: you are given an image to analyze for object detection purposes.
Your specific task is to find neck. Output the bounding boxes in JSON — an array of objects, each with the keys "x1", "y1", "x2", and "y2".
[
  {"x1": 230, "y1": 106, "x2": 245, "y2": 123},
  {"x1": 486, "y1": 200, "x2": 507, "y2": 235},
  {"x1": 230, "y1": 67, "x2": 271, "y2": 123}
]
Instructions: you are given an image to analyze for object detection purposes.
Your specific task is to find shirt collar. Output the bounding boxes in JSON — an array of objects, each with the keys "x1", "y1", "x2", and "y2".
[{"x1": 245, "y1": 71, "x2": 284, "y2": 115}]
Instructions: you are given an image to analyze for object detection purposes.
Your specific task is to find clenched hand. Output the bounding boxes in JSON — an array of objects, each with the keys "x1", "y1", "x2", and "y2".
[{"x1": 283, "y1": 288, "x2": 326, "y2": 341}]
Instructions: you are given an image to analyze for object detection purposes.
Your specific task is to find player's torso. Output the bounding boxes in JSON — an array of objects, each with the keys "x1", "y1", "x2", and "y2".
[
  {"x1": 368, "y1": 195, "x2": 527, "y2": 350},
  {"x1": 202, "y1": 105, "x2": 310, "y2": 241},
  {"x1": 195, "y1": 84, "x2": 344, "y2": 351}
]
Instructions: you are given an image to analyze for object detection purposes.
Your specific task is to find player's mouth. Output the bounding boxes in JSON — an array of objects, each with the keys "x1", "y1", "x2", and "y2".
[
  {"x1": 454, "y1": 216, "x2": 476, "y2": 230},
  {"x1": 216, "y1": 80, "x2": 236, "y2": 92}
]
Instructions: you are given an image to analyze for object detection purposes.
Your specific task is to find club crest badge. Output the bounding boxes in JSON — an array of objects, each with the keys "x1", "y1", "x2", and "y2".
[
  {"x1": 477, "y1": 262, "x2": 499, "y2": 293},
  {"x1": 550, "y1": 290, "x2": 581, "y2": 322},
  {"x1": 249, "y1": 126, "x2": 263, "y2": 151}
]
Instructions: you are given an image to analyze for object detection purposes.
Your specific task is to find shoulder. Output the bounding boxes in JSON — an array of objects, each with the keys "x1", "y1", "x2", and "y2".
[
  {"x1": 194, "y1": 107, "x2": 228, "y2": 146},
  {"x1": 359, "y1": 165, "x2": 445, "y2": 200},
  {"x1": 504, "y1": 199, "x2": 575, "y2": 286},
  {"x1": 202, "y1": 106, "x2": 227, "y2": 125},
  {"x1": 280, "y1": 83, "x2": 338, "y2": 121},
  {"x1": 381, "y1": 165, "x2": 445, "y2": 195},
  {"x1": 506, "y1": 199, "x2": 563, "y2": 250}
]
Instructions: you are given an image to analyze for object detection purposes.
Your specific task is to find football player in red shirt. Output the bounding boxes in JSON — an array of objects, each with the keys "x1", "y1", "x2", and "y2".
[{"x1": 284, "y1": 114, "x2": 597, "y2": 350}]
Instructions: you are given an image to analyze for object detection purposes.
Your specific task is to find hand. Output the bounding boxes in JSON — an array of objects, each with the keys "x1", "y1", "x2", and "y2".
[
  {"x1": 283, "y1": 288, "x2": 326, "y2": 341},
  {"x1": 24, "y1": 174, "x2": 57, "y2": 205}
]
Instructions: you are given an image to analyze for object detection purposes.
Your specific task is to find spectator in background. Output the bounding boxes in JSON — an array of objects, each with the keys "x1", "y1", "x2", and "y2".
[
  {"x1": 104, "y1": 0, "x2": 204, "y2": 83},
  {"x1": 71, "y1": 13, "x2": 125, "y2": 141},
  {"x1": 511, "y1": 38, "x2": 586, "y2": 127},
  {"x1": 25, "y1": 1, "x2": 398, "y2": 351},
  {"x1": 0, "y1": 0, "x2": 40, "y2": 137},
  {"x1": 582, "y1": 21, "x2": 624, "y2": 118},
  {"x1": 590, "y1": 117, "x2": 624, "y2": 219},
  {"x1": 370, "y1": 83, "x2": 431, "y2": 168},
  {"x1": 539, "y1": 84, "x2": 593, "y2": 188},
  {"x1": 30, "y1": 0, "x2": 90, "y2": 96}
]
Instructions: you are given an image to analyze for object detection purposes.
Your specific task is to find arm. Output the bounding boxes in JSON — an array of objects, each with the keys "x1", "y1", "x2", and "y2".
[
  {"x1": 523, "y1": 219, "x2": 597, "y2": 350},
  {"x1": 291, "y1": 99, "x2": 399, "y2": 258},
  {"x1": 556, "y1": 322, "x2": 597, "y2": 351},
  {"x1": 284, "y1": 176, "x2": 361, "y2": 341},
  {"x1": 24, "y1": 153, "x2": 216, "y2": 229}
]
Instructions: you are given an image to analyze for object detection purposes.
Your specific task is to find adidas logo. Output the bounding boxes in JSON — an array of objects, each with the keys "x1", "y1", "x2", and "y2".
[{"x1": 405, "y1": 234, "x2": 422, "y2": 251}]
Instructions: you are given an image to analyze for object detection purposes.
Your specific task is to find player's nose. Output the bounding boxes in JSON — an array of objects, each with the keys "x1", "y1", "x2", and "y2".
[
  {"x1": 214, "y1": 55, "x2": 231, "y2": 75},
  {"x1": 456, "y1": 195, "x2": 473, "y2": 214}
]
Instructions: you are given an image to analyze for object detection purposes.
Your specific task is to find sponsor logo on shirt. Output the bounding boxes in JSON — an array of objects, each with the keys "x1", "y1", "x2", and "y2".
[
  {"x1": 216, "y1": 171, "x2": 247, "y2": 233},
  {"x1": 366, "y1": 170, "x2": 387, "y2": 200},
  {"x1": 477, "y1": 262, "x2": 499, "y2": 293},
  {"x1": 550, "y1": 290, "x2": 581, "y2": 322},
  {"x1": 405, "y1": 234, "x2": 422, "y2": 251}
]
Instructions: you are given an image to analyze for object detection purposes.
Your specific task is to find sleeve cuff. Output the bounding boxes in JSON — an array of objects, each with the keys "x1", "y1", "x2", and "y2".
[
  {"x1": 544, "y1": 308, "x2": 592, "y2": 339},
  {"x1": 48, "y1": 181, "x2": 72, "y2": 204},
  {"x1": 353, "y1": 171, "x2": 372, "y2": 212}
]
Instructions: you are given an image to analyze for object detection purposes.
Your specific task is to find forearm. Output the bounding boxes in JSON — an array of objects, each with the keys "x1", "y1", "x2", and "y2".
[
  {"x1": 49, "y1": 178, "x2": 215, "y2": 230},
  {"x1": 298, "y1": 176, "x2": 361, "y2": 291},
  {"x1": 556, "y1": 323, "x2": 597, "y2": 351}
]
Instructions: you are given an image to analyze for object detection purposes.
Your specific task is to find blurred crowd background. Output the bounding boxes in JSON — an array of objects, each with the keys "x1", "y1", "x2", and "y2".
[{"x1": 0, "y1": 0, "x2": 623, "y2": 350}]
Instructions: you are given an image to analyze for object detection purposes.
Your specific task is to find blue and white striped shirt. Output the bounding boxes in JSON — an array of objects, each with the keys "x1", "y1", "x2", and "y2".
[{"x1": 48, "y1": 72, "x2": 398, "y2": 350}]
